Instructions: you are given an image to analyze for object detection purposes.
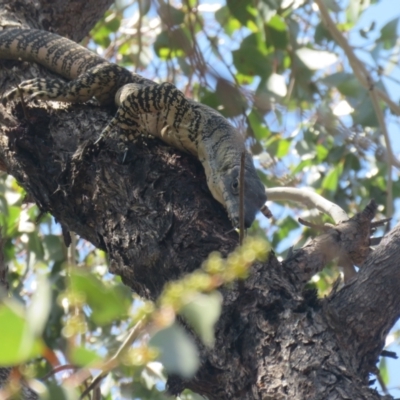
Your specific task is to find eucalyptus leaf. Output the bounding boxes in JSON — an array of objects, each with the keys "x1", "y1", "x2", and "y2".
[
  {"x1": 149, "y1": 322, "x2": 199, "y2": 378},
  {"x1": 0, "y1": 301, "x2": 44, "y2": 365},
  {"x1": 296, "y1": 48, "x2": 338, "y2": 70},
  {"x1": 180, "y1": 292, "x2": 222, "y2": 347}
]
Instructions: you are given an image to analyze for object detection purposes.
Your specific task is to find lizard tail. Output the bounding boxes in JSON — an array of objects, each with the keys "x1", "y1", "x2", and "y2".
[{"x1": 0, "y1": 28, "x2": 105, "y2": 80}]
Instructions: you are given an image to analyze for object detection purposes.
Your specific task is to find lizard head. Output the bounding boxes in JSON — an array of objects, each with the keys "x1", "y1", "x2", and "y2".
[
  {"x1": 197, "y1": 105, "x2": 267, "y2": 228},
  {"x1": 219, "y1": 155, "x2": 267, "y2": 228}
]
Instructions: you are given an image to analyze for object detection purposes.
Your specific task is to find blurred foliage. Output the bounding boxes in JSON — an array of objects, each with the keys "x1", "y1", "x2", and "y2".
[{"x1": 1, "y1": 0, "x2": 400, "y2": 398}]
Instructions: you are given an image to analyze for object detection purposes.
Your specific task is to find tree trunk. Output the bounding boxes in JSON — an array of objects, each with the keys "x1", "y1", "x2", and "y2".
[{"x1": 0, "y1": 1, "x2": 399, "y2": 399}]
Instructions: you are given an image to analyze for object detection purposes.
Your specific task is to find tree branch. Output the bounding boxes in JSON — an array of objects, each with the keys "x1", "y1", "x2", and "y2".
[
  {"x1": 283, "y1": 200, "x2": 376, "y2": 285},
  {"x1": 266, "y1": 187, "x2": 349, "y2": 223},
  {"x1": 315, "y1": 0, "x2": 400, "y2": 225},
  {"x1": 327, "y1": 220, "x2": 400, "y2": 377}
]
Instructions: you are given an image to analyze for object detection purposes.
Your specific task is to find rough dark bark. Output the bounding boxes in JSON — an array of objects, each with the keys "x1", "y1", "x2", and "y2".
[
  {"x1": 1, "y1": 0, "x2": 113, "y2": 41},
  {"x1": 0, "y1": 1, "x2": 399, "y2": 400}
]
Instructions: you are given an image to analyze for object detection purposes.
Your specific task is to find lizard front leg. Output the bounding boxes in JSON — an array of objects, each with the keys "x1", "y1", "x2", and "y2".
[
  {"x1": 2, "y1": 63, "x2": 134, "y2": 106},
  {"x1": 97, "y1": 82, "x2": 201, "y2": 156}
]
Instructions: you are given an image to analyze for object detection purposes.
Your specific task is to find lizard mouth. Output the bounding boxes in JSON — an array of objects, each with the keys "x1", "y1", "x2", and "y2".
[{"x1": 228, "y1": 200, "x2": 266, "y2": 229}]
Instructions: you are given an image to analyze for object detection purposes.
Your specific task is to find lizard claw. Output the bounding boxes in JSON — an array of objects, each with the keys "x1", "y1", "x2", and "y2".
[{"x1": 93, "y1": 135, "x2": 104, "y2": 145}]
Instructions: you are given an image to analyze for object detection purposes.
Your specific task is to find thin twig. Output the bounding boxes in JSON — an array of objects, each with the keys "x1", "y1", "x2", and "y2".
[
  {"x1": 16, "y1": 84, "x2": 29, "y2": 120},
  {"x1": 381, "y1": 350, "x2": 398, "y2": 359},
  {"x1": 79, "y1": 319, "x2": 146, "y2": 399},
  {"x1": 371, "y1": 218, "x2": 391, "y2": 228},
  {"x1": 42, "y1": 364, "x2": 79, "y2": 380},
  {"x1": 298, "y1": 217, "x2": 332, "y2": 232},
  {"x1": 239, "y1": 151, "x2": 245, "y2": 245}
]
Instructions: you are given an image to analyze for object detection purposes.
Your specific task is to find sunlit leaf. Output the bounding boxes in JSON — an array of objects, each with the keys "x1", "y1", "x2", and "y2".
[
  {"x1": 276, "y1": 139, "x2": 292, "y2": 158},
  {"x1": 70, "y1": 345, "x2": 102, "y2": 366},
  {"x1": 316, "y1": 145, "x2": 329, "y2": 161},
  {"x1": 266, "y1": 73, "x2": 287, "y2": 97},
  {"x1": 226, "y1": 0, "x2": 257, "y2": 27},
  {"x1": 69, "y1": 271, "x2": 131, "y2": 325},
  {"x1": 296, "y1": 48, "x2": 338, "y2": 70},
  {"x1": 379, "y1": 357, "x2": 389, "y2": 385},
  {"x1": 215, "y1": 6, "x2": 241, "y2": 35},
  {"x1": 0, "y1": 301, "x2": 44, "y2": 365},
  {"x1": 322, "y1": 163, "x2": 343, "y2": 192}
]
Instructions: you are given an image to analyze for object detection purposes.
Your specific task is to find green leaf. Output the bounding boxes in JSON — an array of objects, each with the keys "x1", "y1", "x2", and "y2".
[
  {"x1": 6, "y1": 205, "x2": 20, "y2": 237},
  {"x1": 316, "y1": 145, "x2": 329, "y2": 161},
  {"x1": 314, "y1": 22, "x2": 333, "y2": 44},
  {"x1": 154, "y1": 29, "x2": 193, "y2": 59},
  {"x1": 226, "y1": 0, "x2": 257, "y2": 28},
  {"x1": 352, "y1": 97, "x2": 378, "y2": 127},
  {"x1": 291, "y1": 159, "x2": 313, "y2": 175},
  {"x1": 215, "y1": 6, "x2": 241, "y2": 35},
  {"x1": 158, "y1": 3, "x2": 185, "y2": 26},
  {"x1": 295, "y1": 139, "x2": 314, "y2": 157},
  {"x1": 28, "y1": 231, "x2": 45, "y2": 260},
  {"x1": 248, "y1": 110, "x2": 270, "y2": 140},
  {"x1": 322, "y1": 163, "x2": 343, "y2": 192},
  {"x1": 0, "y1": 301, "x2": 44, "y2": 365},
  {"x1": 70, "y1": 271, "x2": 131, "y2": 325},
  {"x1": 199, "y1": 88, "x2": 221, "y2": 110},
  {"x1": 149, "y1": 323, "x2": 199, "y2": 378},
  {"x1": 325, "y1": 0, "x2": 342, "y2": 12},
  {"x1": 215, "y1": 79, "x2": 247, "y2": 117},
  {"x1": 105, "y1": 16, "x2": 121, "y2": 33},
  {"x1": 266, "y1": 15, "x2": 288, "y2": 49},
  {"x1": 180, "y1": 292, "x2": 222, "y2": 347},
  {"x1": 322, "y1": 72, "x2": 366, "y2": 99},
  {"x1": 377, "y1": 17, "x2": 399, "y2": 49},
  {"x1": 43, "y1": 234, "x2": 64, "y2": 262},
  {"x1": 232, "y1": 33, "x2": 272, "y2": 78},
  {"x1": 275, "y1": 139, "x2": 291, "y2": 158},
  {"x1": 379, "y1": 357, "x2": 389, "y2": 385},
  {"x1": 70, "y1": 346, "x2": 102, "y2": 367},
  {"x1": 40, "y1": 382, "x2": 79, "y2": 400},
  {"x1": 344, "y1": 153, "x2": 361, "y2": 172}
]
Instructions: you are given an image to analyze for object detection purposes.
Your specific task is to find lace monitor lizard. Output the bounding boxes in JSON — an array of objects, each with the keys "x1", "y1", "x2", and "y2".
[{"x1": 0, "y1": 28, "x2": 267, "y2": 227}]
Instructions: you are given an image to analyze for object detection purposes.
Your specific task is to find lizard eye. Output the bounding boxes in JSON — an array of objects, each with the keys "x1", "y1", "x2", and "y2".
[{"x1": 231, "y1": 178, "x2": 239, "y2": 194}]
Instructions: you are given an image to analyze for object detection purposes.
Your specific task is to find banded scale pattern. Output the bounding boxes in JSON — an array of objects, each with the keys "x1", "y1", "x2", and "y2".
[
  {"x1": 0, "y1": 28, "x2": 104, "y2": 79},
  {"x1": 0, "y1": 27, "x2": 266, "y2": 227}
]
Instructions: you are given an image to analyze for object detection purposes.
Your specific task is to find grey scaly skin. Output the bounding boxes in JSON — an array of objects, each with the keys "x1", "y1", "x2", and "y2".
[{"x1": 0, "y1": 28, "x2": 266, "y2": 227}]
